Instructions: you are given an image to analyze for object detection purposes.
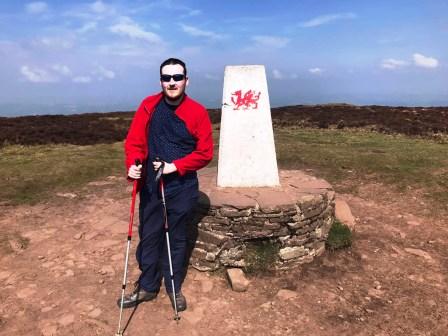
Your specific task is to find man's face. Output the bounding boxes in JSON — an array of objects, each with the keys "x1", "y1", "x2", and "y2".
[{"x1": 160, "y1": 64, "x2": 188, "y2": 102}]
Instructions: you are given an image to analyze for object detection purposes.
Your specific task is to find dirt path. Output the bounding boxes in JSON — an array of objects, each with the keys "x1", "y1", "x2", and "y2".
[{"x1": 0, "y1": 177, "x2": 447, "y2": 336}]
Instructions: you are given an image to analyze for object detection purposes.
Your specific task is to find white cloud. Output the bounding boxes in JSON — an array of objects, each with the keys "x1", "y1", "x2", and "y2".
[
  {"x1": 72, "y1": 76, "x2": 92, "y2": 83},
  {"x1": 381, "y1": 58, "x2": 409, "y2": 69},
  {"x1": 21, "y1": 65, "x2": 58, "y2": 83},
  {"x1": 90, "y1": 1, "x2": 108, "y2": 13},
  {"x1": 272, "y1": 69, "x2": 284, "y2": 79},
  {"x1": 52, "y1": 64, "x2": 72, "y2": 76},
  {"x1": 94, "y1": 65, "x2": 115, "y2": 80},
  {"x1": 309, "y1": 68, "x2": 323, "y2": 74},
  {"x1": 413, "y1": 53, "x2": 439, "y2": 68},
  {"x1": 301, "y1": 13, "x2": 357, "y2": 28},
  {"x1": 272, "y1": 69, "x2": 298, "y2": 79},
  {"x1": 252, "y1": 35, "x2": 290, "y2": 48},
  {"x1": 180, "y1": 24, "x2": 225, "y2": 40},
  {"x1": 26, "y1": 2, "x2": 48, "y2": 15},
  {"x1": 77, "y1": 22, "x2": 97, "y2": 34},
  {"x1": 110, "y1": 17, "x2": 162, "y2": 44}
]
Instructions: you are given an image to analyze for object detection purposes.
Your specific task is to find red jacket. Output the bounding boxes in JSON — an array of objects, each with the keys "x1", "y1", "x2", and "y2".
[{"x1": 124, "y1": 92, "x2": 213, "y2": 178}]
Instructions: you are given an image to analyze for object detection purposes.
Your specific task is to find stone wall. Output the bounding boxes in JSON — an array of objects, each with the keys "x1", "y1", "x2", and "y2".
[{"x1": 188, "y1": 169, "x2": 335, "y2": 271}]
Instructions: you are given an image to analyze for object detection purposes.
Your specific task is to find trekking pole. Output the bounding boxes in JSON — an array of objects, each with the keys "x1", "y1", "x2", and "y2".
[
  {"x1": 115, "y1": 159, "x2": 141, "y2": 336},
  {"x1": 156, "y1": 159, "x2": 181, "y2": 322}
]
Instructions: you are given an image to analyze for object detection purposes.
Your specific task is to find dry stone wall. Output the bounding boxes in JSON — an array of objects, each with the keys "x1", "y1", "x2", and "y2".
[{"x1": 189, "y1": 169, "x2": 335, "y2": 271}]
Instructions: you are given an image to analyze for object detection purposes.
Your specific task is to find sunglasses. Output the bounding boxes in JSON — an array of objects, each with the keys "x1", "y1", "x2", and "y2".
[{"x1": 160, "y1": 74, "x2": 186, "y2": 82}]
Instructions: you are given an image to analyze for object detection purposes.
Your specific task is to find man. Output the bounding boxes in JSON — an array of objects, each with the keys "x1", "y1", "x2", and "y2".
[{"x1": 118, "y1": 58, "x2": 213, "y2": 311}]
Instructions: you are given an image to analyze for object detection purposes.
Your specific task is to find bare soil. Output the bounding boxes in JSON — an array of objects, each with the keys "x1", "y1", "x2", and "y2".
[{"x1": 0, "y1": 176, "x2": 447, "y2": 336}]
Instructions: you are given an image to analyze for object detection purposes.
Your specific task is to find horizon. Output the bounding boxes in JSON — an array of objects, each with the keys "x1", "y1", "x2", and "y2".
[{"x1": 1, "y1": 0, "x2": 447, "y2": 117}]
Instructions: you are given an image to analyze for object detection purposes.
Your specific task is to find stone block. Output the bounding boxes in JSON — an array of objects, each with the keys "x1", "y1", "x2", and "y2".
[
  {"x1": 269, "y1": 216, "x2": 291, "y2": 224},
  {"x1": 284, "y1": 234, "x2": 309, "y2": 247},
  {"x1": 194, "y1": 241, "x2": 220, "y2": 253},
  {"x1": 197, "y1": 229, "x2": 229, "y2": 246},
  {"x1": 263, "y1": 222, "x2": 281, "y2": 230},
  {"x1": 335, "y1": 198, "x2": 356, "y2": 230},
  {"x1": 226, "y1": 268, "x2": 250, "y2": 292},
  {"x1": 202, "y1": 216, "x2": 230, "y2": 225},
  {"x1": 219, "y1": 246, "x2": 246, "y2": 267},
  {"x1": 279, "y1": 246, "x2": 306, "y2": 261},
  {"x1": 219, "y1": 207, "x2": 252, "y2": 218},
  {"x1": 253, "y1": 212, "x2": 283, "y2": 218}
]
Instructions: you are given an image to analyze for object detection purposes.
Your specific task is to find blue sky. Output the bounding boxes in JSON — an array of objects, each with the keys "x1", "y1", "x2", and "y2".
[{"x1": 0, "y1": 0, "x2": 447, "y2": 115}]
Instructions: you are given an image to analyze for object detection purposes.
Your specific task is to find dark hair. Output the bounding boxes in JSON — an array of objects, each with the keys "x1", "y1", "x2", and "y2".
[{"x1": 159, "y1": 58, "x2": 187, "y2": 76}]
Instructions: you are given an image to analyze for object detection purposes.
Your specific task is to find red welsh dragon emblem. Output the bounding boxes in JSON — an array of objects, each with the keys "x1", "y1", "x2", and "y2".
[{"x1": 231, "y1": 89, "x2": 261, "y2": 110}]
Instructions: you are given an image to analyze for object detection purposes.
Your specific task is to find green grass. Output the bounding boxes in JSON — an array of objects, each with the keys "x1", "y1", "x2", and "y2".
[
  {"x1": 244, "y1": 239, "x2": 280, "y2": 274},
  {"x1": 326, "y1": 220, "x2": 352, "y2": 251},
  {"x1": 1, "y1": 127, "x2": 447, "y2": 211},
  {"x1": 274, "y1": 128, "x2": 448, "y2": 210},
  {"x1": 0, "y1": 142, "x2": 125, "y2": 205}
]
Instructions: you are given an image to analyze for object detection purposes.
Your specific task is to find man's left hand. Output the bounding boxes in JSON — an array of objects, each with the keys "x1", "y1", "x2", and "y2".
[{"x1": 152, "y1": 161, "x2": 177, "y2": 175}]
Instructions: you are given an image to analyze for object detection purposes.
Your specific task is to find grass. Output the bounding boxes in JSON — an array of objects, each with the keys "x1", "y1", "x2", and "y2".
[
  {"x1": 326, "y1": 220, "x2": 352, "y2": 251},
  {"x1": 0, "y1": 142, "x2": 124, "y2": 205},
  {"x1": 1, "y1": 126, "x2": 447, "y2": 211},
  {"x1": 244, "y1": 239, "x2": 280, "y2": 274},
  {"x1": 274, "y1": 127, "x2": 448, "y2": 210}
]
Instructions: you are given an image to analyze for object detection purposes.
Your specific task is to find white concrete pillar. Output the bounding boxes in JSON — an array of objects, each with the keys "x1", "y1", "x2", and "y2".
[{"x1": 217, "y1": 65, "x2": 280, "y2": 187}]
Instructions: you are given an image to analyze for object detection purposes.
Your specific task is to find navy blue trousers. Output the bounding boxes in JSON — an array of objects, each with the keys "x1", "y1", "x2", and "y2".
[{"x1": 136, "y1": 181, "x2": 198, "y2": 293}]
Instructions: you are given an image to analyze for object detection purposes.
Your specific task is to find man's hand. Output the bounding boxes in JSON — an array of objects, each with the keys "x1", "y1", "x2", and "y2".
[
  {"x1": 128, "y1": 164, "x2": 142, "y2": 179},
  {"x1": 152, "y1": 161, "x2": 177, "y2": 175}
]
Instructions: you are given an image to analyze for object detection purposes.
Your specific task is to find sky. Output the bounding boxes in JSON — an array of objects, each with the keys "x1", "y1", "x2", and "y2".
[{"x1": 0, "y1": 0, "x2": 447, "y2": 116}]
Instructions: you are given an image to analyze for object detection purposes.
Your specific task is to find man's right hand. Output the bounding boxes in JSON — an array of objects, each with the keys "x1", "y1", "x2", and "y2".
[{"x1": 128, "y1": 164, "x2": 142, "y2": 179}]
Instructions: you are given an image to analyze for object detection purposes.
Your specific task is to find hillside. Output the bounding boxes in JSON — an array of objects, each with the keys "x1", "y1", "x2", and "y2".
[{"x1": 1, "y1": 104, "x2": 447, "y2": 147}]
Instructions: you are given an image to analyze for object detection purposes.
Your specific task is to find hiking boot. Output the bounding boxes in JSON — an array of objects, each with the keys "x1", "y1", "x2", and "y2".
[
  {"x1": 117, "y1": 284, "x2": 158, "y2": 309},
  {"x1": 168, "y1": 291, "x2": 187, "y2": 312}
]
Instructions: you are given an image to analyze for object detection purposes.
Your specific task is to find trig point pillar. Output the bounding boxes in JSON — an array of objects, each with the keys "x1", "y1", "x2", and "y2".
[{"x1": 217, "y1": 65, "x2": 280, "y2": 187}]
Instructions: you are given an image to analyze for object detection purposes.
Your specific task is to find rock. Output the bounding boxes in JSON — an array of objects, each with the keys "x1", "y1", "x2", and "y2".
[
  {"x1": 56, "y1": 192, "x2": 77, "y2": 199},
  {"x1": 276, "y1": 289, "x2": 298, "y2": 300},
  {"x1": 368, "y1": 288, "x2": 385, "y2": 299},
  {"x1": 17, "y1": 287, "x2": 36, "y2": 299},
  {"x1": 0, "y1": 271, "x2": 12, "y2": 280},
  {"x1": 41, "y1": 306, "x2": 53, "y2": 313},
  {"x1": 260, "y1": 301, "x2": 273, "y2": 310},
  {"x1": 279, "y1": 246, "x2": 306, "y2": 261},
  {"x1": 335, "y1": 198, "x2": 355, "y2": 229},
  {"x1": 84, "y1": 232, "x2": 99, "y2": 241},
  {"x1": 205, "y1": 252, "x2": 216, "y2": 261},
  {"x1": 406, "y1": 220, "x2": 421, "y2": 226},
  {"x1": 58, "y1": 314, "x2": 75, "y2": 326},
  {"x1": 226, "y1": 268, "x2": 250, "y2": 292},
  {"x1": 219, "y1": 246, "x2": 246, "y2": 267},
  {"x1": 73, "y1": 232, "x2": 84, "y2": 240},
  {"x1": 98, "y1": 265, "x2": 115, "y2": 275},
  {"x1": 404, "y1": 248, "x2": 434, "y2": 262},
  {"x1": 88, "y1": 308, "x2": 102, "y2": 318}
]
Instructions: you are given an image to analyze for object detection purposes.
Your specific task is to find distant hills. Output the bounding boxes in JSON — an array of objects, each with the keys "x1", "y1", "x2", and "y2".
[{"x1": 1, "y1": 105, "x2": 447, "y2": 147}]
